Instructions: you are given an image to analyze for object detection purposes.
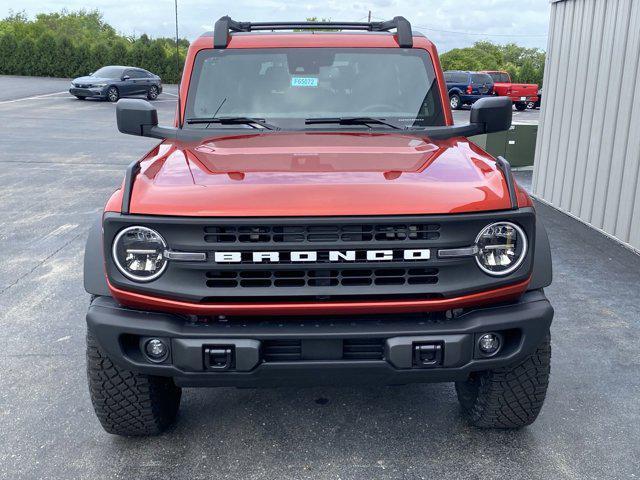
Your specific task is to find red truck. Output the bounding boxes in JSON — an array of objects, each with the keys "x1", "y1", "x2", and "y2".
[
  {"x1": 481, "y1": 70, "x2": 539, "y2": 111},
  {"x1": 83, "y1": 16, "x2": 554, "y2": 436}
]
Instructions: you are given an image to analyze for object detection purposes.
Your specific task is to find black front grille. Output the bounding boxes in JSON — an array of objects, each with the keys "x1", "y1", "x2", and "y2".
[
  {"x1": 104, "y1": 211, "x2": 536, "y2": 302},
  {"x1": 342, "y1": 339, "x2": 384, "y2": 360},
  {"x1": 204, "y1": 223, "x2": 440, "y2": 244},
  {"x1": 262, "y1": 338, "x2": 384, "y2": 362},
  {"x1": 262, "y1": 340, "x2": 302, "y2": 362},
  {"x1": 206, "y1": 267, "x2": 438, "y2": 289}
]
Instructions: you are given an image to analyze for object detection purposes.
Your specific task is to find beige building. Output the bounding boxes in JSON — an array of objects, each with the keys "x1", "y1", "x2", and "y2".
[{"x1": 533, "y1": 0, "x2": 640, "y2": 252}]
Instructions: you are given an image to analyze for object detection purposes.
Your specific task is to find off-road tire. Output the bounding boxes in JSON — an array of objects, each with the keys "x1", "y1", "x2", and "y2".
[
  {"x1": 455, "y1": 333, "x2": 551, "y2": 429},
  {"x1": 86, "y1": 330, "x2": 181, "y2": 436},
  {"x1": 515, "y1": 102, "x2": 527, "y2": 111}
]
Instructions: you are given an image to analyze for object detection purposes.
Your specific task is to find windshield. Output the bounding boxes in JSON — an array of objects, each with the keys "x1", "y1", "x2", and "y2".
[
  {"x1": 93, "y1": 66, "x2": 124, "y2": 78},
  {"x1": 185, "y1": 48, "x2": 445, "y2": 129},
  {"x1": 471, "y1": 73, "x2": 493, "y2": 84},
  {"x1": 487, "y1": 72, "x2": 510, "y2": 83}
]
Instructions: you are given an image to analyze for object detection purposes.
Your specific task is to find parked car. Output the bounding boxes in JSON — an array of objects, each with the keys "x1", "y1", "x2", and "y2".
[
  {"x1": 83, "y1": 16, "x2": 554, "y2": 436},
  {"x1": 69, "y1": 66, "x2": 162, "y2": 102},
  {"x1": 480, "y1": 70, "x2": 538, "y2": 111},
  {"x1": 444, "y1": 71, "x2": 495, "y2": 110}
]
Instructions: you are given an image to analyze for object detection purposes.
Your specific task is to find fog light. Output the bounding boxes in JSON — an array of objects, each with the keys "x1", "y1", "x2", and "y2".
[
  {"x1": 144, "y1": 338, "x2": 169, "y2": 362},
  {"x1": 478, "y1": 333, "x2": 501, "y2": 356}
]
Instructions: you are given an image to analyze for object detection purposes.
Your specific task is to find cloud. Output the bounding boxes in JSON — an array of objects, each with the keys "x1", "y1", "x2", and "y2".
[{"x1": 3, "y1": 0, "x2": 550, "y2": 51}]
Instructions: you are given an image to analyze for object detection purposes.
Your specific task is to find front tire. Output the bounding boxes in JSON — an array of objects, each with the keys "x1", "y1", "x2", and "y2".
[
  {"x1": 86, "y1": 330, "x2": 181, "y2": 436},
  {"x1": 75, "y1": 95, "x2": 86, "y2": 100},
  {"x1": 455, "y1": 334, "x2": 551, "y2": 429},
  {"x1": 515, "y1": 102, "x2": 527, "y2": 111},
  {"x1": 449, "y1": 93, "x2": 462, "y2": 110},
  {"x1": 147, "y1": 85, "x2": 159, "y2": 100},
  {"x1": 106, "y1": 86, "x2": 119, "y2": 103}
]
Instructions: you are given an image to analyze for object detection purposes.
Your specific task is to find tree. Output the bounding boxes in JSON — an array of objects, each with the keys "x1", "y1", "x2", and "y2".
[
  {"x1": 440, "y1": 41, "x2": 546, "y2": 86},
  {"x1": 15, "y1": 36, "x2": 37, "y2": 75},
  {"x1": 0, "y1": 10, "x2": 190, "y2": 82},
  {"x1": 0, "y1": 33, "x2": 18, "y2": 74},
  {"x1": 35, "y1": 32, "x2": 58, "y2": 76},
  {"x1": 90, "y1": 41, "x2": 110, "y2": 69},
  {"x1": 55, "y1": 36, "x2": 75, "y2": 76}
]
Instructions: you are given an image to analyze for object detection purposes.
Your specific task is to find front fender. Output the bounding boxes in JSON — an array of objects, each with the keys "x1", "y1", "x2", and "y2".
[
  {"x1": 84, "y1": 215, "x2": 110, "y2": 297},
  {"x1": 528, "y1": 217, "x2": 553, "y2": 290}
]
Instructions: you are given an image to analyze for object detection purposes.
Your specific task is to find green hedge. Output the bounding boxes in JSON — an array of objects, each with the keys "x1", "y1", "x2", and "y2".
[
  {"x1": 1, "y1": 10, "x2": 545, "y2": 87},
  {"x1": 0, "y1": 10, "x2": 187, "y2": 83}
]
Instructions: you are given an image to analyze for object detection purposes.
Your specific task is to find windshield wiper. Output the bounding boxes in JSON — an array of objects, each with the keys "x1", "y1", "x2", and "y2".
[
  {"x1": 305, "y1": 117, "x2": 405, "y2": 130},
  {"x1": 187, "y1": 117, "x2": 279, "y2": 130}
]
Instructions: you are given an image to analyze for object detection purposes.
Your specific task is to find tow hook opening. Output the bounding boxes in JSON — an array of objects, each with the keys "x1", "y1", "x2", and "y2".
[
  {"x1": 412, "y1": 342, "x2": 444, "y2": 368},
  {"x1": 204, "y1": 346, "x2": 235, "y2": 370}
]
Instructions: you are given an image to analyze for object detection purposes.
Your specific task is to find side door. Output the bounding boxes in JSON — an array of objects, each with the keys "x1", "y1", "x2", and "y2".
[
  {"x1": 120, "y1": 69, "x2": 137, "y2": 96},
  {"x1": 129, "y1": 69, "x2": 149, "y2": 94}
]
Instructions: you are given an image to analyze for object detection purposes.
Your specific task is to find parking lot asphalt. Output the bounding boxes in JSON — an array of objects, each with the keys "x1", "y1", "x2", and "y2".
[
  {"x1": 0, "y1": 76, "x2": 638, "y2": 480},
  {"x1": 452, "y1": 105, "x2": 540, "y2": 125}
]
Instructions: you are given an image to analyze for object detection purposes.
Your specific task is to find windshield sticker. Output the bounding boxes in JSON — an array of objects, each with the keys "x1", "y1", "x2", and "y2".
[{"x1": 291, "y1": 77, "x2": 318, "y2": 87}]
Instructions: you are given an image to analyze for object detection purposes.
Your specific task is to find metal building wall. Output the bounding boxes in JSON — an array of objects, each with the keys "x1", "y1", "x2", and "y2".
[{"x1": 533, "y1": 0, "x2": 640, "y2": 251}]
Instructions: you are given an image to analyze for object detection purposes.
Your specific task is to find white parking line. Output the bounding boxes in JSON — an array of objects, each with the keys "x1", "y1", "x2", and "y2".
[
  {"x1": 162, "y1": 92, "x2": 179, "y2": 97},
  {"x1": 0, "y1": 91, "x2": 68, "y2": 105}
]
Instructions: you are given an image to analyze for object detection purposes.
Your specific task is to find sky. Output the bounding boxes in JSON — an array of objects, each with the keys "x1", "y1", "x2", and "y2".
[{"x1": 1, "y1": 0, "x2": 551, "y2": 52}]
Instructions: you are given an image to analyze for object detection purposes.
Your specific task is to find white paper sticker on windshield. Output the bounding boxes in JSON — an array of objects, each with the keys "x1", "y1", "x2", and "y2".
[{"x1": 291, "y1": 77, "x2": 318, "y2": 87}]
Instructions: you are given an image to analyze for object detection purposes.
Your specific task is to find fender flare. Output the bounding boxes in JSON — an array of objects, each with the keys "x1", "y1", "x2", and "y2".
[
  {"x1": 528, "y1": 217, "x2": 553, "y2": 290},
  {"x1": 84, "y1": 215, "x2": 110, "y2": 297},
  {"x1": 448, "y1": 88, "x2": 463, "y2": 96}
]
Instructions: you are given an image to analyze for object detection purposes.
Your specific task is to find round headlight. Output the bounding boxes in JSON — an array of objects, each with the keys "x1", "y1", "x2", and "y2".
[
  {"x1": 112, "y1": 226, "x2": 168, "y2": 282},
  {"x1": 475, "y1": 222, "x2": 527, "y2": 276}
]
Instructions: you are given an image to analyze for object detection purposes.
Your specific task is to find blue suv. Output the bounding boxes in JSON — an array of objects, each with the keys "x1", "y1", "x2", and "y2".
[{"x1": 444, "y1": 71, "x2": 494, "y2": 110}]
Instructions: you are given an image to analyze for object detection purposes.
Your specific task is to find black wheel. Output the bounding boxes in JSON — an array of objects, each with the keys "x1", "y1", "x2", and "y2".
[
  {"x1": 449, "y1": 93, "x2": 462, "y2": 110},
  {"x1": 86, "y1": 330, "x2": 181, "y2": 436},
  {"x1": 106, "y1": 86, "x2": 119, "y2": 103},
  {"x1": 526, "y1": 101, "x2": 536, "y2": 110},
  {"x1": 515, "y1": 102, "x2": 527, "y2": 111},
  {"x1": 75, "y1": 95, "x2": 86, "y2": 100},
  {"x1": 455, "y1": 334, "x2": 551, "y2": 429},
  {"x1": 147, "y1": 85, "x2": 159, "y2": 100}
]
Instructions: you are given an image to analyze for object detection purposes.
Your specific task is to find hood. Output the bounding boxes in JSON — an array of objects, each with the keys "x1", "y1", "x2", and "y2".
[
  {"x1": 121, "y1": 132, "x2": 515, "y2": 217},
  {"x1": 73, "y1": 76, "x2": 111, "y2": 84}
]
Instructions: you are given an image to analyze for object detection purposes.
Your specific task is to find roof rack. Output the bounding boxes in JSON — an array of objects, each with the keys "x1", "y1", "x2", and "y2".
[{"x1": 213, "y1": 16, "x2": 413, "y2": 49}]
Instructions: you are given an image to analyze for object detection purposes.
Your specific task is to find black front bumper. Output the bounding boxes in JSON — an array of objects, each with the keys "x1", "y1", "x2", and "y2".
[
  {"x1": 86, "y1": 291, "x2": 553, "y2": 387},
  {"x1": 69, "y1": 87, "x2": 106, "y2": 98}
]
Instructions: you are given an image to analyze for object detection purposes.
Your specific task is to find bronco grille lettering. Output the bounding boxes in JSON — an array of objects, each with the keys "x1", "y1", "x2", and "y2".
[{"x1": 211, "y1": 249, "x2": 430, "y2": 263}]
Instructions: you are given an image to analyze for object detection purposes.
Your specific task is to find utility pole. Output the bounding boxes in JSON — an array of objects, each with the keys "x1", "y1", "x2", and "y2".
[{"x1": 368, "y1": 10, "x2": 371, "y2": 22}]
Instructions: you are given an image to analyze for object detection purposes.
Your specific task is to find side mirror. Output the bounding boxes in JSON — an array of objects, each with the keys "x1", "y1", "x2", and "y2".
[
  {"x1": 426, "y1": 96, "x2": 512, "y2": 140},
  {"x1": 122, "y1": 75, "x2": 131, "y2": 81},
  {"x1": 89, "y1": 71, "x2": 94, "y2": 76},
  {"x1": 116, "y1": 99, "x2": 176, "y2": 138},
  {"x1": 469, "y1": 96, "x2": 512, "y2": 134}
]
